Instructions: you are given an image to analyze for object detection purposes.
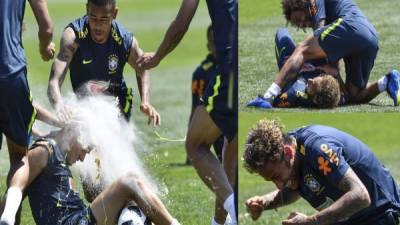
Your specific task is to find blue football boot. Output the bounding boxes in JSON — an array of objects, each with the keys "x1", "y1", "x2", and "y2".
[
  {"x1": 386, "y1": 70, "x2": 400, "y2": 106},
  {"x1": 247, "y1": 95, "x2": 273, "y2": 108}
]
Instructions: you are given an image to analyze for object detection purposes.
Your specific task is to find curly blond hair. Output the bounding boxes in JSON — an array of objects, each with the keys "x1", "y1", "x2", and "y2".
[
  {"x1": 243, "y1": 119, "x2": 285, "y2": 173},
  {"x1": 312, "y1": 75, "x2": 341, "y2": 108}
]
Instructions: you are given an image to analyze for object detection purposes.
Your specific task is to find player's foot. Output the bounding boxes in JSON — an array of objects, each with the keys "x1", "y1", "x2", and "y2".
[
  {"x1": 386, "y1": 70, "x2": 400, "y2": 106},
  {"x1": 247, "y1": 95, "x2": 272, "y2": 108}
]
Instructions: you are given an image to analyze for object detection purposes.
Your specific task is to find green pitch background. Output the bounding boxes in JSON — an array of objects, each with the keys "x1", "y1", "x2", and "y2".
[
  {"x1": 0, "y1": 0, "x2": 216, "y2": 224},
  {"x1": 238, "y1": 112, "x2": 400, "y2": 224},
  {"x1": 240, "y1": 0, "x2": 400, "y2": 112}
]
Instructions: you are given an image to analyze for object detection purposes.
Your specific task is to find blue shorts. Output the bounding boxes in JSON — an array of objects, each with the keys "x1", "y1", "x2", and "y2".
[
  {"x1": 0, "y1": 67, "x2": 35, "y2": 147},
  {"x1": 62, "y1": 207, "x2": 96, "y2": 225},
  {"x1": 202, "y1": 73, "x2": 237, "y2": 142},
  {"x1": 314, "y1": 16, "x2": 379, "y2": 88},
  {"x1": 203, "y1": 0, "x2": 237, "y2": 142}
]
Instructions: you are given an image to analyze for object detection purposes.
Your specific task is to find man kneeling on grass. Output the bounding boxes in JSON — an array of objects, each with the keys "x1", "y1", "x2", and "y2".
[
  {"x1": 243, "y1": 119, "x2": 400, "y2": 225},
  {"x1": 22, "y1": 119, "x2": 180, "y2": 225}
]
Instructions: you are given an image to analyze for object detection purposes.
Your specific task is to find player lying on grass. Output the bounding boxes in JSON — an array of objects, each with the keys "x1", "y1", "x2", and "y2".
[
  {"x1": 243, "y1": 119, "x2": 400, "y2": 225},
  {"x1": 16, "y1": 119, "x2": 180, "y2": 225},
  {"x1": 261, "y1": 0, "x2": 400, "y2": 106},
  {"x1": 247, "y1": 28, "x2": 343, "y2": 109}
]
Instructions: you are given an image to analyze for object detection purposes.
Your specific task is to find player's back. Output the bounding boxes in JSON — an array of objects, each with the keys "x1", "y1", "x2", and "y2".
[
  {"x1": 27, "y1": 139, "x2": 86, "y2": 225},
  {"x1": 0, "y1": 0, "x2": 27, "y2": 78},
  {"x1": 290, "y1": 125, "x2": 400, "y2": 218},
  {"x1": 323, "y1": 0, "x2": 364, "y2": 22}
]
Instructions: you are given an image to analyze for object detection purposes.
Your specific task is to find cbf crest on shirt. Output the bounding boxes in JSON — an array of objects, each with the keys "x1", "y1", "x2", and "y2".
[{"x1": 67, "y1": 15, "x2": 133, "y2": 96}]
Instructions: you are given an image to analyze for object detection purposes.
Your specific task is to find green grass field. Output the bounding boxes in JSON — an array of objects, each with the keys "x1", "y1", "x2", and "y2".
[
  {"x1": 239, "y1": 0, "x2": 400, "y2": 112},
  {"x1": 0, "y1": 0, "x2": 217, "y2": 224},
  {"x1": 238, "y1": 112, "x2": 400, "y2": 224}
]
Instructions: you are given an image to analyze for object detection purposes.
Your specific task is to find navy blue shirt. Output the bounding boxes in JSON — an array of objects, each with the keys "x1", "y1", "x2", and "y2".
[
  {"x1": 313, "y1": 0, "x2": 371, "y2": 27},
  {"x1": 288, "y1": 125, "x2": 400, "y2": 222},
  {"x1": 28, "y1": 138, "x2": 86, "y2": 225},
  {"x1": 0, "y1": 0, "x2": 27, "y2": 78},
  {"x1": 68, "y1": 15, "x2": 133, "y2": 98},
  {"x1": 192, "y1": 54, "x2": 218, "y2": 108}
]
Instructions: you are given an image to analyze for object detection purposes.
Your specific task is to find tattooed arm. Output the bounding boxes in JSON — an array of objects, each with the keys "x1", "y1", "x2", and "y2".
[
  {"x1": 311, "y1": 168, "x2": 371, "y2": 225},
  {"x1": 47, "y1": 27, "x2": 78, "y2": 110},
  {"x1": 246, "y1": 188, "x2": 300, "y2": 220},
  {"x1": 274, "y1": 35, "x2": 328, "y2": 89}
]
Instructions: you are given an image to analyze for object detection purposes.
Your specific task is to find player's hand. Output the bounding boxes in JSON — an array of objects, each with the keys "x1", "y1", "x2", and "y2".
[
  {"x1": 282, "y1": 212, "x2": 316, "y2": 225},
  {"x1": 140, "y1": 102, "x2": 161, "y2": 126},
  {"x1": 40, "y1": 41, "x2": 56, "y2": 61},
  {"x1": 56, "y1": 105, "x2": 74, "y2": 126},
  {"x1": 136, "y1": 52, "x2": 160, "y2": 70},
  {"x1": 245, "y1": 196, "x2": 264, "y2": 221}
]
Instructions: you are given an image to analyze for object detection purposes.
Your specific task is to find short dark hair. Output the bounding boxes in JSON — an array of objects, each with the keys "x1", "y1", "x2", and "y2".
[
  {"x1": 87, "y1": 0, "x2": 116, "y2": 7},
  {"x1": 281, "y1": 0, "x2": 316, "y2": 24},
  {"x1": 311, "y1": 75, "x2": 341, "y2": 108},
  {"x1": 243, "y1": 119, "x2": 289, "y2": 173}
]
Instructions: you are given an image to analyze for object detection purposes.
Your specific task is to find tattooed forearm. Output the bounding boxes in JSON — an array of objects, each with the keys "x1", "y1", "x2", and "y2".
[{"x1": 312, "y1": 169, "x2": 371, "y2": 225}]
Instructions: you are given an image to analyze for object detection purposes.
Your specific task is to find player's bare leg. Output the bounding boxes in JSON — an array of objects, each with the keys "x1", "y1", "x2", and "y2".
[
  {"x1": 0, "y1": 138, "x2": 29, "y2": 225},
  {"x1": 90, "y1": 172, "x2": 177, "y2": 225},
  {"x1": 185, "y1": 105, "x2": 235, "y2": 219},
  {"x1": 346, "y1": 82, "x2": 380, "y2": 103},
  {"x1": 213, "y1": 136, "x2": 237, "y2": 224}
]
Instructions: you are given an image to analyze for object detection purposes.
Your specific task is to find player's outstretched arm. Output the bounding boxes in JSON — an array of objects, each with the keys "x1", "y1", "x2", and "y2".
[
  {"x1": 306, "y1": 168, "x2": 370, "y2": 225},
  {"x1": 274, "y1": 35, "x2": 327, "y2": 90},
  {"x1": 32, "y1": 101, "x2": 63, "y2": 128},
  {"x1": 137, "y1": 0, "x2": 199, "y2": 70},
  {"x1": 47, "y1": 27, "x2": 78, "y2": 110},
  {"x1": 28, "y1": 0, "x2": 55, "y2": 61},
  {"x1": 128, "y1": 38, "x2": 161, "y2": 126},
  {"x1": 246, "y1": 188, "x2": 300, "y2": 221}
]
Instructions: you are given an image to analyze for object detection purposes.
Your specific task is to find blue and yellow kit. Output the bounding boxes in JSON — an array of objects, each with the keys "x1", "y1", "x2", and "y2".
[
  {"x1": 27, "y1": 138, "x2": 96, "y2": 225},
  {"x1": 68, "y1": 16, "x2": 134, "y2": 120},
  {"x1": 202, "y1": 0, "x2": 238, "y2": 141},
  {"x1": 0, "y1": 0, "x2": 35, "y2": 147},
  {"x1": 312, "y1": 0, "x2": 378, "y2": 89},
  {"x1": 289, "y1": 125, "x2": 400, "y2": 225}
]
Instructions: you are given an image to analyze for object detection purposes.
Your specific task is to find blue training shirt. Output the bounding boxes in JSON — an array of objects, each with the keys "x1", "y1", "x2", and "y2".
[
  {"x1": 313, "y1": 0, "x2": 370, "y2": 27},
  {"x1": 68, "y1": 15, "x2": 133, "y2": 97},
  {"x1": 192, "y1": 54, "x2": 218, "y2": 108},
  {"x1": 288, "y1": 125, "x2": 400, "y2": 222},
  {"x1": 0, "y1": 0, "x2": 27, "y2": 78},
  {"x1": 27, "y1": 138, "x2": 86, "y2": 225}
]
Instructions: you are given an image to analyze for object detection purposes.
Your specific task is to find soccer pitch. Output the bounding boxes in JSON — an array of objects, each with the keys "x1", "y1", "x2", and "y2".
[
  {"x1": 238, "y1": 112, "x2": 400, "y2": 225},
  {"x1": 239, "y1": 0, "x2": 400, "y2": 112},
  {"x1": 0, "y1": 0, "x2": 216, "y2": 224}
]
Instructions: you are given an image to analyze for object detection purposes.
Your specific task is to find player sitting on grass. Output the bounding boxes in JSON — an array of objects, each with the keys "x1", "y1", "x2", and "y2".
[
  {"x1": 243, "y1": 119, "x2": 400, "y2": 225},
  {"x1": 247, "y1": 28, "x2": 342, "y2": 109},
  {"x1": 262, "y1": 0, "x2": 400, "y2": 107},
  {"x1": 18, "y1": 118, "x2": 180, "y2": 225}
]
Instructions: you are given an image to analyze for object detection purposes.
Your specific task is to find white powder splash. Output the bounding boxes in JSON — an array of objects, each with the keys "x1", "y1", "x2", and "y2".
[{"x1": 62, "y1": 93, "x2": 163, "y2": 196}]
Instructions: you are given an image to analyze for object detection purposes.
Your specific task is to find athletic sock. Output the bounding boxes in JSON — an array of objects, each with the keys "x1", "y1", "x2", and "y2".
[
  {"x1": 0, "y1": 187, "x2": 23, "y2": 225},
  {"x1": 211, "y1": 217, "x2": 223, "y2": 225},
  {"x1": 170, "y1": 218, "x2": 181, "y2": 225},
  {"x1": 263, "y1": 82, "x2": 281, "y2": 99},
  {"x1": 378, "y1": 75, "x2": 388, "y2": 92},
  {"x1": 223, "y1": 194, "x2": 237, "y2": 224}
]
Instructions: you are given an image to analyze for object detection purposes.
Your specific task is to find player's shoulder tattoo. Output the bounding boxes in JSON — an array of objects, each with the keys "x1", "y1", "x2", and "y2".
[{"x1": 58, "y1": 27, "x2": 78, "y2": 62}]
